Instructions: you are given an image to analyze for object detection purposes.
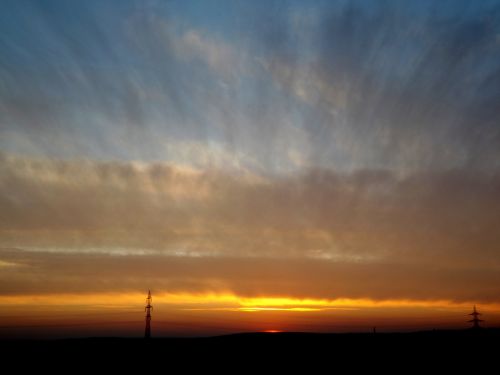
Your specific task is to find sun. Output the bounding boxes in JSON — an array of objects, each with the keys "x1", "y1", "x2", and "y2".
[{"x1": 263, "y1": 330, "x2": 282, "y2": 333}]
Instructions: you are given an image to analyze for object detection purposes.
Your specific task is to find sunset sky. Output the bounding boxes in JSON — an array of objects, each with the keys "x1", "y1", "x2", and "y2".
[{"x1": 1, "y1": 0, "x2": 500, "y2": 338}]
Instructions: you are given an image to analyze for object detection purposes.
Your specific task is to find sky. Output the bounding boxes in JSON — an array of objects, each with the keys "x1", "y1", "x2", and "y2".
[{"x1": 1, "y1": 0, "x2": 500, "y2": 337}]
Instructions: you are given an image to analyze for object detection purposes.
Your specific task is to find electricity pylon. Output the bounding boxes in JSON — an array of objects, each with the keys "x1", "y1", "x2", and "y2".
[
  {"x1": 468, "y1": 305, "x2": 483, "y2": 329},
  {"x1": 145, "y1": 290, "x2": 153, "y2": 338}
]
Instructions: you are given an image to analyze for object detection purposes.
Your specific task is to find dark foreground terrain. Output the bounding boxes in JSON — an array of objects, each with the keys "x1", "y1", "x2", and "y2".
[{"x1": 2, "y1": 329, "x2": 499, "y2": 369}]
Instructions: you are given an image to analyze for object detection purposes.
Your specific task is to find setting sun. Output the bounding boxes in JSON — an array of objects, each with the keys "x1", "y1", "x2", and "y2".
[{"x1": 1, "y1": 0, "x2": 500, "y2": 342}]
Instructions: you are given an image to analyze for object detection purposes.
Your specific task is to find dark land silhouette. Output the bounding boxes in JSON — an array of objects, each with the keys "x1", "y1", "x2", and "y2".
[
  {"x1": 2, "y1": 329, "x2": 499, "y2": 369},
  {"x1": 2, "y1": 297, "x2": 497, "y2": 368}
]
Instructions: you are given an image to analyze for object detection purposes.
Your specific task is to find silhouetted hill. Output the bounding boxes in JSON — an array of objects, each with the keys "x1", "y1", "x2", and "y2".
[{"x1": 2, "y1": 329, "x2": 499, "y2": 369}]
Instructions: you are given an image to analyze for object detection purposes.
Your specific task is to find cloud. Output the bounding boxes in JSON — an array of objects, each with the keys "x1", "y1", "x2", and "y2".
[
  {"x1": 3, "y1": 1, "x2": 498, "y2": 173},
  {"x1": 1, "y1": 1, "x2": 500, "y2": 311},
  {"x1": 1, "y1": 248, "x2": 500, "y2": 303},
  {"x1": 171, "y1": 29, "x2": 244, "y2": 80},
  {"x1": 1, "y1": 153, "x2": 499, "y2": 270},
  {"x1": 258, "y1": 1, "x2": 500, "y2": 171}
]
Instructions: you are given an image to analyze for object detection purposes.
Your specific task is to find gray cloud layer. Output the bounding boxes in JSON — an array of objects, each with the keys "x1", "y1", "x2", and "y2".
[
  {"x1": 2, "y1": 248, "x2": 500, "y2": 303},
  {"x1": 1, "y1": 1, "x2": 500, "y2": 304},
  {"x1": 1, "y1": 153, "x2": 499, "y2": 301}
]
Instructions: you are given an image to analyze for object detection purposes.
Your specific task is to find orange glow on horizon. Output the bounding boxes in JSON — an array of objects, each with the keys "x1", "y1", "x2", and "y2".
[
  {"x1": 1, "y1": 292, "x2": 500, "y2": 313},
  {"x1": 2, "y1": 292, "x2": 500, "y2": 335}
]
